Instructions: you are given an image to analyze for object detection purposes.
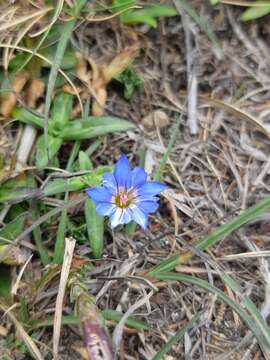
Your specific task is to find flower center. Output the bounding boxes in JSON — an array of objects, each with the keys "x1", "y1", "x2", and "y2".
[{"x1": 114, "y1": 189, "x2": 134, "y2": 209}]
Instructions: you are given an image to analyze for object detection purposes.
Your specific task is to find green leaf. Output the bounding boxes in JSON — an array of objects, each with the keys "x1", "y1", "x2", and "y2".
[
  {"x1": 42, "y1": 47, "x2": 77, "y2": 70},
  {"x1": 30, "y1": 309, "x2": 150, "y2": 331},
  {"x1": 42, "y1": 167, "x2": 112, "y2": 197},
  {"x1": 154, "y1": 114, "x2": 181, "y2": 181},
  {"x1": 173, "y1": 0, "x2": 222, "y2": 58},
  {"x1": 19, "y1": 297, "x2": 29, "y2": 323},
  {"x1": 0, "y1": 169, "x2": 110, "y2": 204},
  {"x1": 53, "y1": 203, "x2": 68, "y2": 264},
  {"x1": 112, "y1": 0, "x2": 136, "y2": 12},
  {"x1": 155, "y1": 272, "x2": 270, "y2": 357},
  {"x1": 126, "y1": 5, "x2": 177, "y2": 18},
  {"x1": 0, "y1": 175, "x2": 36, "y2": 204},
  {"x1": 61, "y1": 117, "x2": 135, "y2": 140},
  {"x1": 0, "y1": 215, "x2": 27, "y2": 241},
  {"x1": 31, "y1": 203, "x2": 50, "y2": 266},
  {"x1": 152, "y1": 312, "x2": 202, "y2": 360},
  {"x1": 85, "y1": 199, "x2": 104, "y2": 258},
  {"x1": 121, "y1": 13, "x2": 158, "y2": 27},
  {"x1": 0, "y1": 266, "x2": 11, "y2": 304},
  {"x1": 78, "y1": 151, "x2": 93, "y2": 171},
  {"x1": 44, "y1": 0, "x2": 86, "y2": 159},
  {"x1": 79, "y1": 151, "x2": 104, "y2": 258},
  {"x1": 12, "y1": 107, "x2": 44, "y2": 129},
  {"x1": 241, "y1": 5, "x2": 270, "y2": 21},
  {"x1": 35, "y1": 134, "x2": 63, "y2": 169},
  {"x1": 150, "y1": 196, "x2": 270, "y2": 275},
  {"x1": 118, "y1": 3, "x2": 177, "y2": 27},
  {"x1": 50, "y1": 92, "x2": 73, "y2": 132},
  {"x1": 101, "y1": 309, "x2": 151, "y2": 330}
]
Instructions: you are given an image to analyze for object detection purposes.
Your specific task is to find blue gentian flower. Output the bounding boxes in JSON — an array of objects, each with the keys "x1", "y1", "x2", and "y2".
[{"x1": 86, "y1": 155, "x2": 167, "y2": 229}]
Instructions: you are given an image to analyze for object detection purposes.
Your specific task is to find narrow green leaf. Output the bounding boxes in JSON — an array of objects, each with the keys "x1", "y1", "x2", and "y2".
[
  {"x1": 152, "y1": 312, "x2": 202, "y2": 360},
  {"x1": 173, "y1": 0, "x2": 222, "y2": 57},
  {"x1": 30, "y1": 309, "x2": 149, "y2": 331},
  {"x1": 43, "y1": 0, "x2": 86, "y2": 155},
  {"x1": 241, "y1": 5, "x2": 270, "y2": 21},
  {"x1": 0, "y1": 215, "x2": 28, "y2": 266},
  {"x1": 154, "y1": 114, "x2": 181, "y2": 181},
  {"x1": 31, "y1": 203, "x2": 50, "y2": 266},
  {"x1": 121, "y1": 14, "x2": 158, "y2": 27},
  {"x1": 155, "y1": 273, "x2": 270, "y2": 356},
  {"x1": 53, "y1": 203, "x2": 68, "y2": 264},
  {"x1": 112, "y1": 0, "x2": 136, "y2": 12},
  {"x1": 79, "y1": 151, "x2": 93, "y2": 171},
  {"x1": 85, "y1": 199, "x2": 104, "y2": 258},
  {"x1": 50, "y1": 92, "x2": 73, "y2": 131},
  {"x1": 0, "y1": 168, "x2": 111, "y2": 204},
  {"x1": 123, "y1": 5, "x2": 177, "y2": 20},
  {"x1": 30, "y1": 314, "x2": 79, "y2": 329},
  {"x1": 61, "y1": 117, "x2": 135, "y2": 140},
  {"x1": 54, "y1": 142, "x2": 82, "y2": 264},
  {"x1": 16, "y1": 0, "x2": 65, "y2": 73},
  {"x1": 19, "y1": 297, "x2": 29, "y2": 323},
  {"x1": 0, "y1": 214, "x2": 26, "y2": 241},
  {"x1": 35, "y1": 134, "x2": 63, "y2": 169},
  {"x1": 79, "y1": 151, "x2": 104, "y2": 258},
  {"x1": 0, "y1": 266, "x2": 11, "y2": 304},
  {"x1": 195, "y1": 196, "x2": 270, "y2": 251},
  {"x1": 150, "y1": 196, "x2": 270, "y2": 275},
  {"x1": 44, "y1": 18, "x2": 76, "y2": 155},
  {"x1": 0, "y1": 176, "x2": 36, "y2": 204},
  {"x1": 101, "y1": 309, "x2": 151, "y2": 331},
  {"x1": 0, "y1": 198, "x2": 83, "y2": 264},
  {"x1": 42, "y1": 167, "x2": 111, "y2": 197},
  {"x1": 29, "y1": 309, "x2": 151, "y2": 331},
  {"x1": 85, "y1": 138, "x2": 104, "y2": 156},
  {"x1": 12, "y1": 107, "x2": 44, "y2": 129}
]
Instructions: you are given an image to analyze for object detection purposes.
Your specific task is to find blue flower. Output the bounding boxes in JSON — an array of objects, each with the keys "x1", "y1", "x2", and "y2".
[{"x1": 86, "y1": 155, "x2": 167, "y2": 230}]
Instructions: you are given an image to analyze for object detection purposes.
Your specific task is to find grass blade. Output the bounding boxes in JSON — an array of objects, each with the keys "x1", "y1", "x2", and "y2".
[
  {"x1": 61, "y1": 116, "x2": 135, "y2": 140},
  {"x1": 53, "y1": 203, "x2": 68, "y2": 264},
  {"x1": 31, "y1": 203, "x2": 50, "y2": 266},
  {"x1": 53, "y1": 142, "x2": 81, "y2": 264},
  {"x1": 152, "y1": 311, "x2": 202, "y2": 360},
  {"x1": 44, "y1": 1, "x2": 86, "y2": 155},
  {"x1": 0, "y1": 266, "x2": 11, "y2": 304},
  {"x1": 150, "y1": 196, "x2": 270, "y2": 275},
  {"x1": 154, "y1": 114, "x2": 181, "y2": 181},
  {"x1": 173, "y1": 0, "x2": 222, "y2": 58},
  {"x1": 155, "y1": 272, "x2": 270, "y2": 357}
]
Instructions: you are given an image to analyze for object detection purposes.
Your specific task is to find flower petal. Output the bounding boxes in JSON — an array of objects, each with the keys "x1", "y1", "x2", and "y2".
[
  {"x1": 121, "y1": 208, "x2": 132, "y2": 224},
  {"x1": 131, "y1": 167, "x2": 147, "y2": 188},
  {"x1": 130, "y1": 206, "x2": 148, "y2": 230},
  {"x1": 95, "y1": 202, "x2": 115, "y2": 216},
  {"x1": 113, "y1": 154, "x2": 131, "y2": 188},
  {"x1": 109, "y1": 208, "x2": 132, "y2": 228},
  {"x1": 137, "y1": 200, "x2": 159, "y2": 214},
  {"x1": 138, "y1": 181, "x2": 167, "y2": 197},
  {"x1": 103, "y1": 172, "x2": 117, "y2": 194},
  {"x1": 86, "y1": 187, "x2": 113, "y2": 203}
]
